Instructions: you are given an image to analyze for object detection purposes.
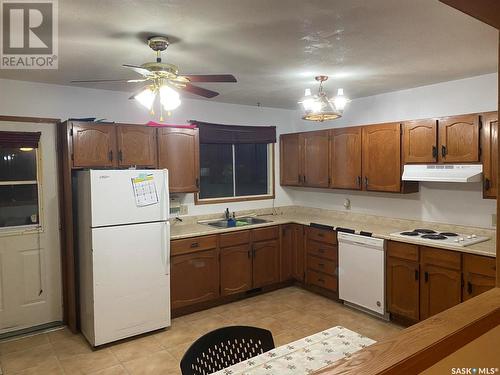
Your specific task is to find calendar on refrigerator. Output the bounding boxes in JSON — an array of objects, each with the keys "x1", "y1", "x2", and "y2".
[{"x1": 131, "y1": 174, "x2": 159, "y2": 207}]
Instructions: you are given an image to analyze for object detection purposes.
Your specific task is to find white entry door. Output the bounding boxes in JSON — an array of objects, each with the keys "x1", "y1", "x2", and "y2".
[{"x1": 0, "y1": 121, "x2": 62, "y2": 334}]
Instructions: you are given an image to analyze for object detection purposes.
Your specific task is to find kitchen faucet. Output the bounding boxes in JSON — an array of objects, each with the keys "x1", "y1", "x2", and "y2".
[{"x1": 224, "y1": 208, "x2": 230, "y2": 220}]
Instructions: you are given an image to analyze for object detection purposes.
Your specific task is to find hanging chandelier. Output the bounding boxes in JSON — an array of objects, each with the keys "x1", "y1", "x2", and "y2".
[{"x1": 299, "y1": 75, "x2": 350, "y2": 122}]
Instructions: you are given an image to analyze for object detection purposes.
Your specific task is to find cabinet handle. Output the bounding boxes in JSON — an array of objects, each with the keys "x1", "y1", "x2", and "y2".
[
  {"x1": 484, "y1": 178, "x2": 491, "y2": 192},
  {"x1": 357, "y1": 176, "x2": 361, "y2": 188},
  {"x1": 108, "y1": 150, "x2": 113, "y2": 161},
  {"x1": 414, "y1": 269, "x2": 419, "y2": 281},
  {"x1": 424, "y1": 271, "x2": 429, "y2": 283},
  {"x1": 195, "y1": 178, "x2": 200, "y2": 188},
  {"x1": 317, "y1": 278, "x2": 325, "y2": 283},
  {"x1": 441, "y1": 145, "x2": 447, "y2": 158},
  {"x1": 432, "y1": 146, "x2": 438, "y2": 159},
  {"x1": 364, "y1": 176, "x2": 369, "y2": 190},
  {"x1": 118, "y1": 150, "x2": 123, "y2": 162},
  {"x1": 298, "y1": 174, "x2": 301, "y2": 184},
  {"x1": 190, "y1": 242, "x2": 199, "y2": 248},
  {"x1": 252, "y1": 246, "x2": 256, "y2": 259},
  {"x1": 467, "y1": 281, "x2": 473, "y2": 295},
  {"x1": 303, "y1": 175, "x2": 307, "y2": 184},
  {"x1": 318, "y1": 263, "x2": 325, "y2": 267}
]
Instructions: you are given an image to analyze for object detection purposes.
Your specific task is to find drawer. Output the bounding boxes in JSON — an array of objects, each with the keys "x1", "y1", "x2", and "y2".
[
  {"x1": 307, "y1": 240, "x2": 338, "y2": 261},
  {"x1": 307, "y1": 254, "x2": 336, "y2": 275},
  {"x1": 420, "y1": 246, "x2": 461, "y2": 270},
  {"x1": 171, "y1": 235, "x2": 217, "y2": 256},
  {"x1": 307, "y1": 269, "x2": 337, "y2": 292},
  {"x1": 463, "y1": 253, "x2": 496, "y2": 278},
  {"x1": 387, "y1": 241, "x2": 419, "y2": 262},
  {"x1": 252, "y1": 226, "x2": 279, "y2": 242},
  {"x1": 307, "y1": 227, "x2": 336, "y2": 244},
  {"x1": 219, "y1": 230, "x2": 250, "y2": 248}
]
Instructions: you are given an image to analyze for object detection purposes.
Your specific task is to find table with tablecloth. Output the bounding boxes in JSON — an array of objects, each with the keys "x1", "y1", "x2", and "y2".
[{"x1": 211, "y1": 326, "x2": 375, "y2": 375}]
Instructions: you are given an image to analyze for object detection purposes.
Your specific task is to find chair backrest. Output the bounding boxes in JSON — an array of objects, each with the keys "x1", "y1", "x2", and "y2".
[{"x1": 180, "y1": 325, "x2": 275, "y2": 375}]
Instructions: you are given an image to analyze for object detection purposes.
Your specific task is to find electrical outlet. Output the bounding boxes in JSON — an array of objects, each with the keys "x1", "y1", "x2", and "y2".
[
  {"x1": 492, "y1": 214, "x2": 497, "y2": 227},
  {"x1": 179, "y1": 204, "x2": 188, "y2": 215}
]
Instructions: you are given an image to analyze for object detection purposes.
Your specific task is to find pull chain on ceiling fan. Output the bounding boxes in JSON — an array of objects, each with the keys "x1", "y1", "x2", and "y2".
[{"x1": 71, "y1": 36, "x2": 237, "y2": 119}]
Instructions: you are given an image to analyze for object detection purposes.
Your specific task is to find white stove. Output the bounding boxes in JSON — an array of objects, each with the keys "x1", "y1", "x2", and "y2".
[{"x1": 390, "y1": 229, "x2": 489, "y2": 247}]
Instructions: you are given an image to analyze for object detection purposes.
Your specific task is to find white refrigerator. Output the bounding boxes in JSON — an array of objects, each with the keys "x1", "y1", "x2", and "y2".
[{"x1": 76, "y1": 169, "x2": 171, "y2": 346}]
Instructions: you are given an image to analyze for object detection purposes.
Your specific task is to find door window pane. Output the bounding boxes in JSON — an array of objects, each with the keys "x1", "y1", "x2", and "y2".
[
  {"x1": 0, "y1": 184, "x2": 39, "y2": 228},
  {"x1": 0, "y1": 147, "x2": 37, "y2": 181},
  {"x1": 199, "y1": 144, "x2": 234, "y2": 199},
  {"x1": 235, "y1": 144, "x2": 268, "y2": 196}
]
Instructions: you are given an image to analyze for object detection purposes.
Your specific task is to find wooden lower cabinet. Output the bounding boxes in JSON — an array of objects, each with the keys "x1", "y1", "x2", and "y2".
[
  {"x1": 386, "y1": 257, "x2": 420, "y2": 322},
  {"x1": 462, "y1": 253, "x2": 496, "y2": 301},
  {"x1": 253, "y1": 240, "x2": 280, "y2": 288},
  {"x1": 220, "y1": 244, "x2": 252, "y2": 296},
  {"x1": 281, "y1": 224, "x2": 305, "y2": 282},
  {"x1": 306, "y1": 227, "x2": 338, "y2": 293},
  {"x1": 171, "y1": 249, "x2": 219, "y2": 309}
]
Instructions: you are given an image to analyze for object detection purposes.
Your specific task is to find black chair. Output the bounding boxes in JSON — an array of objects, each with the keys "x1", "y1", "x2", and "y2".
[{"x1": 180, "y1": 326, "x2": 275, "y2": 375}]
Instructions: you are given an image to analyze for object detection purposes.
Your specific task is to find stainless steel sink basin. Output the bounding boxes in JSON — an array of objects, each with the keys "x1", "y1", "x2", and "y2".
[{"x1": 201, "y1": 216, "x2": 272, "y2": 228}]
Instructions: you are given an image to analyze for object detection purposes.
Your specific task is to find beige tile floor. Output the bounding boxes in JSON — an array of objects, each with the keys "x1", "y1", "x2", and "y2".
[{"x1": 0, "y1": 287, "x2": 403, "y2": 374}]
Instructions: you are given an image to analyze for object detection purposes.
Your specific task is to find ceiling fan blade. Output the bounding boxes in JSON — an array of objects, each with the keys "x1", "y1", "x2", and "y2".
[
  {"x1": 122, "y1": 64, "x2": 151, "y2": 76},
  {"x1": 182, "y1": 74, "x2": 237, "y2": 83},
  {"x1": 181, "y1": 84, "x2": 219, "y2": 98},
  {"x1": 71, "y1": 78, "x2": 147, "y2": 83}
]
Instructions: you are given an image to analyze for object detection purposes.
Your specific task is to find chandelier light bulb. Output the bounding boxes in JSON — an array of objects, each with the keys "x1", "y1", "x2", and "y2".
[
  {"x1": 134, "y1": 87, "x2": 156, "y2": 110},
  {"x1": 333, "y1": 88, "x2": 351, "y2": 112},
  {"x1": 159, "y1": 84, "x2": 181, "y2": 111}
]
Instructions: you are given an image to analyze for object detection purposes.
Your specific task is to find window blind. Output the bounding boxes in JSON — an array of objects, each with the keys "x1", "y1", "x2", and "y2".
[
  {"x1": 192, "y1": 121, "x2": 276, "y2": 144},
  {"x1": 0, "y1": 131, "x2": 41, "y2": 148}
]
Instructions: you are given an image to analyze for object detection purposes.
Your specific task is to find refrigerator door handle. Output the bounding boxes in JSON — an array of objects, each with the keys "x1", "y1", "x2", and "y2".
[
  {"x1": 162, "y1": 222, "x2": 170, "y2": 275},
  {"x1": 162, "y1": 169, "x2": 170, "y2": 221}
]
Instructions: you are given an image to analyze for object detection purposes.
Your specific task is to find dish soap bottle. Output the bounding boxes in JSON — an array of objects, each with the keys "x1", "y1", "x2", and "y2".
[{"x1": 227, "y1": 212, "x2": 236, "y2": 227}]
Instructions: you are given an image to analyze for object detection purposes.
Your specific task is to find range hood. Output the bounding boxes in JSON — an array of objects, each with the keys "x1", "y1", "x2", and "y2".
[{"x1": 402, "y1": 164, "x2": 483, "y2": 183}]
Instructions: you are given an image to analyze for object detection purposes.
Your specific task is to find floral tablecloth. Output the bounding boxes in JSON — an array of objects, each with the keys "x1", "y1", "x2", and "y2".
[{"x1": 211, "y1": 326, "x2": 375, "y2": 375}]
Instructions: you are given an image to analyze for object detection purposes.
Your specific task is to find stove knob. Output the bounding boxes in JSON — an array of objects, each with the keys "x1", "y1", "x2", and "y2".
[
  {"x1": 471, "y1": 234, "x2": 477, "y2": 238},
  {"x1": 459, "y1": 237, "x2": 465, "y2": 241},
  {"x1": 467, "y1": 235, "x2": 472, "y2": 239},
  {"x1": 454, "y1": 239, "x2": 459, "y2": 243}
]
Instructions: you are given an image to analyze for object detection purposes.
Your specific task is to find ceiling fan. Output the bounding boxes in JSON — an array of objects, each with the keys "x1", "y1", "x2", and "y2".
[{"x1": 71, "y1": 36, "x2": 237, "y2": 117}]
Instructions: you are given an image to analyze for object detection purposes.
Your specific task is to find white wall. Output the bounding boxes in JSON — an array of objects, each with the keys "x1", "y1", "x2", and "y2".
[
  {"x1": 0, "y1": 78, "x2": 295, "y2": 216},
  {"x1": 287, "y1": 73, "x2": 498, "y2": 228},
  {"x1": 0, "y1": 74, "x2": 497, "y2": 227}
]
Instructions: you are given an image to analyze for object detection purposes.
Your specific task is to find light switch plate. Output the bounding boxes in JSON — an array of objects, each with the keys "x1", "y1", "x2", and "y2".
[
  {"x1": 179, "y1": 204, "x2": 188, "y2": 215},
  {"x1": 492, "y1": 214, "x2": 497, "y2": 227}
]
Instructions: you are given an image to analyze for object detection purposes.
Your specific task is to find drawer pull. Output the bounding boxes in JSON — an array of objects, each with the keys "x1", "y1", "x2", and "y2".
[
  {"x1": 190, "y1": 242, "x2": 199, "y2": 248},
  {"x1": 318, "y1": 248, "x2": 326, "y2": 253},
  {"x1": 317, "y1": 278, "x2": 325, "y2": 283},
  {"x1": 317, "y1": 233, "x2": 324, "y2": 237},
  {"x1": 318, "y1": 263, "x2": 325, "y2": 267}
]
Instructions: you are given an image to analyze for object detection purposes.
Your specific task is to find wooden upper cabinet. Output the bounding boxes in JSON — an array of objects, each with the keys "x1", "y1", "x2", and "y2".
[
  {"x1": 252, "y1": 240, "x2": 280, "y2": 288},
  {"x1": 419, "y1": 247, "x2": 461, "y2": 320},
  {"x1": 438, "y1": 114, "x2": 479, "y2": 163},
  {"x1": 72, "y1": 123, "x2": 116, "y2": 168},
  {"x1": 170, "y1": 248, "x2": 219, "y2": 310},
  {"x1": 302, "y1": 130, "x2": 330, "y2": 187},
  {"x1": 280, "y1": 133, "x2": 301, "y2": 186},
  {"x1": 403, "y1": 119, "x2": 438, "y2": 163},
  {"x1": 158, "y1": 128, "x2": 200, "y2": 193},
  {"x1": 481, "y1": 112, "x2": 498, "y2": 199},
  {"x1": 462, "y1": 254, "x2": 496, "y2": 301},
  {"x1": 330, "y1": 127, "x2": 362, "y2": 189},
  {"x1": 362, "y1": 123, "x2": 402, "y2": 192},
  {"x1": 116, "y1": 125, "x2": 157, "y2": 167}
]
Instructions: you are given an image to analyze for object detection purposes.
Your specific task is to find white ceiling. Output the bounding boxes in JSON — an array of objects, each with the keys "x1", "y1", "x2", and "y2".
[{"x1": 1, "y1": 0, "x2": 497, "y2": 109}]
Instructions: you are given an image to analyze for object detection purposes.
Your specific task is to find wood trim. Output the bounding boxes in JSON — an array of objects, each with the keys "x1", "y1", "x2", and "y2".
[
  {"x1": 438, "y1": 0, "x2": 500, "y2": 30},
  {"x1": 0, "y1": 115, "x2": 60, "y2": 123},
  {"x1": 497, "y1": 32, "x2": 500, "y2": 287},
  {"x1": 315, "y1": 288, "x2": 500, "y2": 375},
  {"x1": 194, "y1": 143, "x2": 276, "y2": 205}
]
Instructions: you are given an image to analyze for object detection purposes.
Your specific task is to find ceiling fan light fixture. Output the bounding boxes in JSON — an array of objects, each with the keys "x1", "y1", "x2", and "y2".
[
  {"x1": 134, "y1": 86, "x2": 156, "y2": 110},
  {"x1": 159, "y1": 84, "x2": 181, "y2": 111}
]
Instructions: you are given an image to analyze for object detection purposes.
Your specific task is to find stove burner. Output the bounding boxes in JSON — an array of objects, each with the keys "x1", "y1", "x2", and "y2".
[
  {"x1": 421, "y1": 234, "x2": 447, "y2": 240},
  {"x1": 414, "y1": 229, "x2": 437, "y2": 234},
  {"x1": 440, "y1": 232, "x2": 458, "y2": 237},
  {"x1": 400, "y1": 231, "x2": 419, "y2": 236}
]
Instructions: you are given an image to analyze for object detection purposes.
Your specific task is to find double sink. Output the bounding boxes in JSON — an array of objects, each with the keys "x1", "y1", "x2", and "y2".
[{"x1": 200, "y1": 216, "x2": 272, "y2": 229}]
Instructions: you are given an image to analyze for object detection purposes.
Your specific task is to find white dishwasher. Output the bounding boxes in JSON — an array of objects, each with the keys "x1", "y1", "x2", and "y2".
[{"x1": 338, "y1": 232, "x2": 388, "y2": 319}]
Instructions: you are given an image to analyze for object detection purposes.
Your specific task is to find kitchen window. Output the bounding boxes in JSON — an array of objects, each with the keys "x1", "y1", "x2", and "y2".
[
  {"x1": 0, "y1": 131, "x2": 41, "y2": 229},
  {"x1": 194, "y1": 121, "x2": 276, "y2": 204}
]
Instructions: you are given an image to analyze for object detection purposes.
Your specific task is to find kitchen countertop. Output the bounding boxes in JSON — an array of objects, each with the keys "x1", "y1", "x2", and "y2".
[{"x1": 170, "y1": 207, "x2": 496, "y2": 258}]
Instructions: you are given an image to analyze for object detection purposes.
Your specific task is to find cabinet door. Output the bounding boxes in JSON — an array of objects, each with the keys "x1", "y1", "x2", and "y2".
[
  {"x1": 362, "y1": 123, "x2": 402, "y2": 192},
  {"x1": 438, "y1": 114, "x2": 479, "y2": 163},
  {"x1": 386, "y1": 257, "x2": 419, "y2": 321},
  {"x1": 462, "y1": 254, "x2": 496, "y2": 301},
  {"x1": 280, "y1": 133, "x2": 301, "y2": 186},
  {"x1": 291, "y1": 224, "x2": 305, "y2": 282},
  {"x1": 280, "y1": 225, "x2": 293, "y2": 281},
  {"x1": 302, "y1": 130, "x2": 330, "y2": 187},
  {"x1": 158, "y1": 128, "x2": 200, "y2": 193},
  {"x1": 481, "y1": 112, "x2": 498, "y2": 198},
  {"x1": 220, "y1": 244, "x2": 252, "y2": 296},
  {"x1": 403, "y1": 119, "x2": 438, "y2": 163},
  {"x1": 116, "y1": 125, "x2": 157, "y2": 167},
  {"x1": 253, "y1": 240, "x2": 280, "y2": 288},
  {"x1": 171, "y1": 249, "x2": 219, "y2": 309},
  {"x1": 330, "y1": 127, "x2": 362, "y2": 189},
  {"x1": 72, "y1": 124, "x2": 116, "y2": 167},
  {"x1": 420, "y1": 264, "x2": 461, "y2": 320}
]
